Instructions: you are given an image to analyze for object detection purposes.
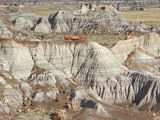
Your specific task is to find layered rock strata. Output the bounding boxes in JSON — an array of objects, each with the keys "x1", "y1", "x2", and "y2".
[{"x1": 0, "y1": 34, "x2": 159, "y2": 119}]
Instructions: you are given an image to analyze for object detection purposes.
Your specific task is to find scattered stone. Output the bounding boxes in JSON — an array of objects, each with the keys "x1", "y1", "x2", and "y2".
[
  {"x1": 35, "y1": 109, "x2": 40, "y2": 113},
  {"x1": 52, "y1": 116, "x2": 64, "y2": 120},
  {"x1": 72, "y1": 103, "x2": 79, "y2": 109},
  {"x1": 153, "y1": 113, "x2": 156, "y2": 117},
  {"x1": 59, "y1": 109, "x2": 66, "y2": 113},
  {"x1": 66, "y1": 103, "x2": 72, "y2": 110},
  {"x1": 56, "y1": 97, "x2": 61, "y2": 103},
  {"x1": 18, "y1": 109, "x2": 23, "y2": 113}
]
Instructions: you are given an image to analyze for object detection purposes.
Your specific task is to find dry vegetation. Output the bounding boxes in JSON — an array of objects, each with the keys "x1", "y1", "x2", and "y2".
[
  {"x1": 122, "y1": 8, "x2": 160, "y2": 26},
  {"x1": 25, "y1": 5, "x2": 76, "y2": 16},
  {"x1": 25, "y1": 6, "x2": 60, "y2": 16}
]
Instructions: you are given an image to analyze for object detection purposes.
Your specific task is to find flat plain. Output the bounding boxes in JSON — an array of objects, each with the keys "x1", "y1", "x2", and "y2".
[{"x1": 121, "y1": 7, "x2": 160, "y2": 26}]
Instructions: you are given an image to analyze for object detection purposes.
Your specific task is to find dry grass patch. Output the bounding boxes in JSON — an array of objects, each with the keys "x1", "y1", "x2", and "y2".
[
  {"x1": 25, "y1": 5, "x2": 76, "y2": 16},
  {"x1": 121, "y1": 8, "x2": 160, "y2": 26},
  {"x1": 25, "y1": 6, "x2": 59, "y2": 16}
]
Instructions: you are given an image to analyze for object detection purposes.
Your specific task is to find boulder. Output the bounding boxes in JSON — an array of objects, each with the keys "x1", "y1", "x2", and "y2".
[
  {"x1": 35, "y1": 23, "x2": 50, "y2": 33},
  {"x1": 13, "y1": 17, "x2": 33, "y2": 31}
]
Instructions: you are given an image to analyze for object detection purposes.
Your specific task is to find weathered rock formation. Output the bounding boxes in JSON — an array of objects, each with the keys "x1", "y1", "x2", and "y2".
[
  {"x1": 13, "y1": 17, "x2": 34, "y2": 31},
  {"x1": 49, "y1": 5, "x2": 128, "y2": 33},
  {"x1": 112, "y1": 33, "x2": 160, "y2": 74},
  {"x1": 30, "y1": 5, "x2": 128, "y2": 33},
  {"x1": 0, "y1": 34, "x2": 160, "y2": 119}
]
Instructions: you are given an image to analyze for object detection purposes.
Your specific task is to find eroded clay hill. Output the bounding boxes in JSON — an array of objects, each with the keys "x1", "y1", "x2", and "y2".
[
  {"x1": 0, "y1": 3, "x2": 160, "y2": 40},
  {"x1": 112, "y1": 33, "x2": 160, "y2": 75},
  {"x1": 0, "y1": 33, "x2": 160, "y2": 119}
]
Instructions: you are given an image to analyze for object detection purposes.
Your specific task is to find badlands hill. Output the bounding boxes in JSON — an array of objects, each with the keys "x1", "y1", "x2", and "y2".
[
  {"x1": 0, "y1": 33, "x2": 160, "y2": 119},
  {"x1": 0, "y1": 3, "x2": 159, "y2": 39},
  {"x1": 0, "y1": 2, "x2": 160, "y2": 120}
]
